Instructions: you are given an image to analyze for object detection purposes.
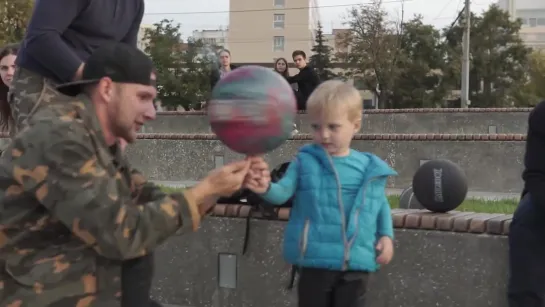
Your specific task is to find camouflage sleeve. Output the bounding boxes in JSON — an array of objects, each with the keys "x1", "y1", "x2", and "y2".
[
  {"x1": 129, "y1": 168, "x2": 170, "y2": 204},
  {"x1": 10, "y1": 122, "x2": 202, "y2": 260}
]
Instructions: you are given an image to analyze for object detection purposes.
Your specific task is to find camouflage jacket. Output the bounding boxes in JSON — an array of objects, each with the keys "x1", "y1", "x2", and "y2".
[{"x1": 0, "y1": 94, "x2": 200, "y2": 306}]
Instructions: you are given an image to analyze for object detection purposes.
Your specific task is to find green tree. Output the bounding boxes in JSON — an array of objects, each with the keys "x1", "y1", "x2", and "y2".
[
  {"x1": 0, "y1": 0, "x2": 33, "y2": 44},
  {"x1": 344, "y1": 1, "x2": 450, "y2": 108},
  {"x1": 515, "y1": 50, "x2": 545, "y2": 106},
  {"x1": 443, "y1": 5, "x2": 532, "y2": 107},
  {"x1": 390, "y1": 16, "x2": 449, "y2": 108},
  {"x1": 309, "y1": 22, "x2": 335, "y2": 81},
  {"x1": 144, "y1": 19, "x2": 212, "y2": 110},
  {"x1": 343, "y1": 0, "x2": 404, "y2": 108}
]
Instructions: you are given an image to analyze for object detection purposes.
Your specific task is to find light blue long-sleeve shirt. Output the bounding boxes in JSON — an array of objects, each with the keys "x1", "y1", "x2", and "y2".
[{"x1": 264, "y1": 151, "x2": 369, "y2": 217}]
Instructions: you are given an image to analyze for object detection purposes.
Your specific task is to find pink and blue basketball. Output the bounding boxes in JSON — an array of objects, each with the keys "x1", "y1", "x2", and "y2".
[{"x1": 208, "y1": 65, "x2": 297, "y2": 155}]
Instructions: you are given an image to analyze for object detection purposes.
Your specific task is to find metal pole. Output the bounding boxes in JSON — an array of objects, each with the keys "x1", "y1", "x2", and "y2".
[{"x1": 460, "y1": 0, "x2": 470, "y2": 108}]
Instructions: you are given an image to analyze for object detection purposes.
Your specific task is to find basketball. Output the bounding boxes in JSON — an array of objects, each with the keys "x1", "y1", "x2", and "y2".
[
  {"x1": 412, "y1": 159, "x2": 468, "y2": 213},
  {"x1": 208, "y1": 65, "x2": 297, "y2": 155}
]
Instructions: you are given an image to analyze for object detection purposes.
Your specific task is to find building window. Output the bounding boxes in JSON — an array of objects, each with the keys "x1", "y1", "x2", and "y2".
[
  {"x1": 274, "y1": 0, "x2": 285, "y2": 8},
  {"x1": 274, "y1": 14, "x2": 285, "y2": 29},
  {"x1": 520, "y1": 18, "x2": 528, "y2": 25},
  {"x1": 529, "y1": 18, "x2": 537, "y2": 27},
  {"x1": 273, "y1": 36, "x2": 285, "y2": 51},
  {"x1": 538, "y1": 18, "x2": 545, "y2": 26}
]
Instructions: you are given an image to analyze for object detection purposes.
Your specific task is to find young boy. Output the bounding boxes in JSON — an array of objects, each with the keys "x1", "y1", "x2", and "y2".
[{"x1": 245, "y1": 80, "x2": 397, "y2": 307}]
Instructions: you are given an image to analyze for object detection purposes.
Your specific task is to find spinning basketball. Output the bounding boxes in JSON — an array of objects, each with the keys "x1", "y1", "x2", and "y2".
[
  {"x1": 412, "y1": 159, "x2": 468, "y2": 213},
  {"x1": 208, "y1": 65, "x2": 297, "y2": 155}
]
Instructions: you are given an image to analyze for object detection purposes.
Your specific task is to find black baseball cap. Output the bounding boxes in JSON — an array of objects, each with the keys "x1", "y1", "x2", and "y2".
[{"x1": 57, "y1": 42, "x2": 156, "y2": 96}]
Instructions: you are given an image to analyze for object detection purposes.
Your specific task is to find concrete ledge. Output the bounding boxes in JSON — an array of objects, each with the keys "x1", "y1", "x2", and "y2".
[
  {"x1": 126, "y1": 138, "x2": 525, "y2": 193},
  {"x1": 156, "y1": 107, "x2": 532, "y2": 114},
  {"x1": 0, "y1": 132, "x2": 527, "y2": 141},
  {"x1": 211, "y1": 205, "x2": 512, "y2": 235},
  {"x1": 144, "y1": 109, "x2": 531, "y2": 134},
  {"x1": 135, "y1": 133, "x2": 527, "y2": 141},
  {"x1": 151, "y1": 216, "x2": 509, "y2": 307}
]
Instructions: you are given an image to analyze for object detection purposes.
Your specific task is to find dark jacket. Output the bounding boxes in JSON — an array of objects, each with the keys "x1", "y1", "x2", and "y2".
[
  {"x1": 16, "y1": 0, "x2": 144, "y2": 84},
  {"x1": 210, "y1": 64, "x2": 238, "y2": 90},
  {"x1": 287, "y1": 65, "x2": 320, "y2": 110},
  {"x1": 522, "y1": 100, "x2": 545, "y2": 210}
]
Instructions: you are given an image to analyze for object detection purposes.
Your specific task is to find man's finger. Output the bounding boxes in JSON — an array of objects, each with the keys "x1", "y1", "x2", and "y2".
[
  {"x1": 233, "y1": 162, "x2": 251, "y2": 181},
  {"x1": 246, "y1": 155, "x2": 264, "y2": 163},
  {"x1": 223, "y1": 160, "x2": 250, "y2": 173}
]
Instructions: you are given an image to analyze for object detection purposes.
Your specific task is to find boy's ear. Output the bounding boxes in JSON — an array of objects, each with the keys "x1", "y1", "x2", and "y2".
[{"x1": 354, "y1": 117, "x2": 362, "y2": 132}]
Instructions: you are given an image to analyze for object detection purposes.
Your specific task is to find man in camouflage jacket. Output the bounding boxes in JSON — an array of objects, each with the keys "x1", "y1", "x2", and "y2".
[{"x1": 0, "y1": 43, "x2": 254, "y2": 306}]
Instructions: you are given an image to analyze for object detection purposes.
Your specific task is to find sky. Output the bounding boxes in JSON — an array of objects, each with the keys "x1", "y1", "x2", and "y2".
[{"x1": 142, "y1": 0, "x2": 499, "y2": 38}]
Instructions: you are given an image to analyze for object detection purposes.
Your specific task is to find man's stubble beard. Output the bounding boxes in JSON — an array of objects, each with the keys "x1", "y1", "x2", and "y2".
[{"x1": 109, "y1": 102, "x2": 135, "y2": 144}]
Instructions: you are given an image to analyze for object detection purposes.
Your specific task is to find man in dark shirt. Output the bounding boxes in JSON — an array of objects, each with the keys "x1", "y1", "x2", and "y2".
[
  {"x1": 508, "y1": 100, "x2": 545, "y2": 307},
  {"x1": 287, "y1": 50, "x2": 320, "y2": 110},
  {"x1": 9, "y1": 0, "x2": 144, "y2": 134}
]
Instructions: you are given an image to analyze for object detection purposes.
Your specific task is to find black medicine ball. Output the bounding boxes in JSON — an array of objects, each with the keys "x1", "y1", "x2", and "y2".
[{"x1": 412, "y1": 159, "x2": 468, "y2": 213}]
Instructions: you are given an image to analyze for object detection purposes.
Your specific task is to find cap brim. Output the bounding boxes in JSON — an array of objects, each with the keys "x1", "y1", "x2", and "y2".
[{"x1": 56, "y1": 79, "x2": 100, "y2": 96}]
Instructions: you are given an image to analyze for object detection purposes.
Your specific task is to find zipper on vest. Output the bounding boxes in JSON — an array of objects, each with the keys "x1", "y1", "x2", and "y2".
[
  {"x1": 300, "y1": 219, "x2": 310, "y2": 259},
  {"x1": 344, "y1": 177, "x2": 380, "y2": 269},
  {"x1": 323, "y1": 151, "x2": 350, "y2": 271}
]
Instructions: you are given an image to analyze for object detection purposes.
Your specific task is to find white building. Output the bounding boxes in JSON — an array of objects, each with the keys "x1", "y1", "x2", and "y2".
[
  {"x1": 497, "y1": 0, "x2": 545, "y2": 49},
  {"x1": 137, "y1": 24, "x2": 155, "y2": 51},
  {"x1": 191, "y1": 29, "x2": 229, "y2": 49}
]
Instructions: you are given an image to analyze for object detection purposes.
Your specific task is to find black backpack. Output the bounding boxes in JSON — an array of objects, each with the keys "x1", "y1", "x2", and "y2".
[
  {"x1": 243, "y1": 161, "x2": 294, "y2": 253},
  {"x1": 216, "y1": 161, "x2": 298, "y2": 289},
  {"x1": 244, "y1": 162, "x2": 299, "y2": 289}
]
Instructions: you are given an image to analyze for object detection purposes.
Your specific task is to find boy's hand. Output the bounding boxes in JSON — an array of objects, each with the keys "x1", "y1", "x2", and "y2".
[
  {"x1": 244, "y1": 156, "x2": 271, "y2": 194},
  {"x1": 376, "y1": 236, "x2": 394, "y2": 265}
]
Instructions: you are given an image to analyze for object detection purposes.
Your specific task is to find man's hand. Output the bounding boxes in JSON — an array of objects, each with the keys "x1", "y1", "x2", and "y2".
[
  {"x1": 244, "y1": 156, "x2": 271, "y2": 194},
  {"x1": 190, "y1": 160, "x2": 250, "y2": 214},
  {"x1": 376, "y1": 236, "x2": 394, "y2": 265}
]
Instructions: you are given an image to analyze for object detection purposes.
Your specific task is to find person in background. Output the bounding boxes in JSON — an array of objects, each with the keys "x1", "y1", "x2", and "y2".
[
  {"x1": 274, "y1": 57, "x2": 290, "y2": 80},
  {"x1": 288, "y1": 50, "x2": 320, "y2": 110},
  {"x1": 274, "y1": 57, "x2": 299, "y2": 134},
  {"x1": 0, "y1": 43, "x2": 18, "y2": 132},
  {"x1": 508, "y1": 100, "x2": 545, "y2": 307},
  {"x1": 10, "y1": 0, "x2": 145, "y2": 135},
  {"x1": 210, "y1": 49, "x2": 237, "y2": 90},
  {"x1": 274, "y1": 57, "x2": 298, "y2": 91}
]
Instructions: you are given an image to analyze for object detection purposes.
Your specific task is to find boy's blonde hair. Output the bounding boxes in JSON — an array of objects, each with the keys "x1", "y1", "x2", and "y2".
[{"x1": 306, "y1": 80, "x2": 362, "y2": 121}]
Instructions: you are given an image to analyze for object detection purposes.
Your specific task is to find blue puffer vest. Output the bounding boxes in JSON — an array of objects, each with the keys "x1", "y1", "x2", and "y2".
[{"x1": 283, "y1": 144, "x2": 397, "y2": 272}]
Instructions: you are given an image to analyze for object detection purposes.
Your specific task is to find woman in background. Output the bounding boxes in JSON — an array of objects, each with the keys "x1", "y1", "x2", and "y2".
[
  {"x1": 274, "y1": 57, "x2": 290, "y2": 79},
  {"x1": 0, "y1": 43, "x2": 18, "y2": 132},
  {"x1": 274, "y1": 57, "x2": 298, "y2": 93},
  {"x1": 274, "y1": 57, "x2": 299, "y2": 134}
]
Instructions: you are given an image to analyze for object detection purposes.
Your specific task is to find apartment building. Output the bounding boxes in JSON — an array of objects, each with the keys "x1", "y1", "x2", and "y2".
[
  {"x1": 228, "y1": 0, "x2": 319, "y2": 63},
  {"x1": 137, "y1": 24, "x2": 155, "y2": 51},
  {"x1": 191, "y1": 29, "x2": 229, "y2": 48},
  {"x1": 497, "y1": 0, "x2": 545, "y2": 49}
]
